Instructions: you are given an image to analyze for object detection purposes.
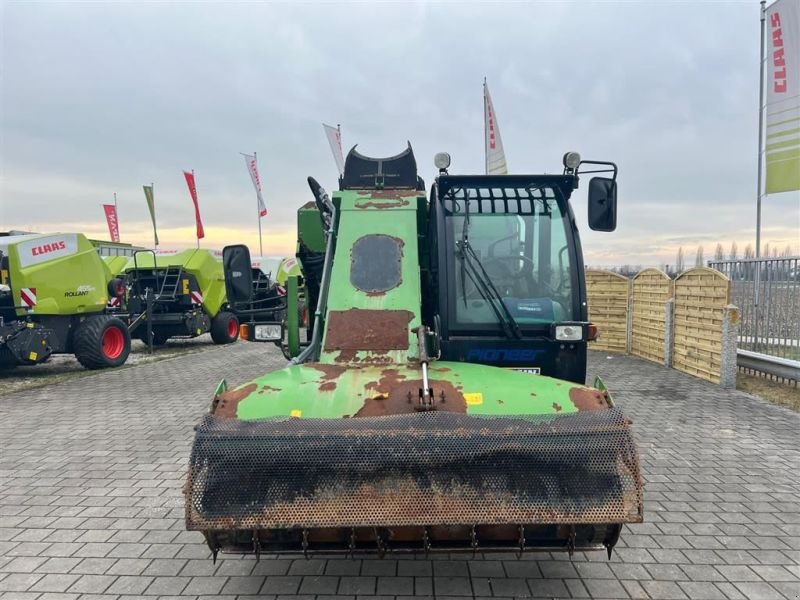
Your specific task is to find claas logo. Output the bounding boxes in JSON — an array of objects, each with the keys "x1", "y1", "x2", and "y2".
[{"x1": 31, "y1": 241, "x2": 66, "y2": 256}]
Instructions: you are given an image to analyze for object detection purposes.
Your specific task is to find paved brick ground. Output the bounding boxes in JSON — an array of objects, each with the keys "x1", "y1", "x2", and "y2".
[{"x1": 1, "y1": 344, "x2": 798, "y2": 600}]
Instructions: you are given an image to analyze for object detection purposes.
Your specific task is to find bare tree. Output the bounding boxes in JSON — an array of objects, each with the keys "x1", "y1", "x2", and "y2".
[
  {"x1": 675, "y1": 247, "x2": 684, "y2": 273},
  {"x1": 772, "y1": 245, "x2": 779, "y2": 258},
  {"x1": 783, "y1": 245, "x2": 793, "y2": 258},
  {"x1": 729, "y1": 241, "x2": 738, "y2": 260},
  {"x1": 714, "y1": 243, "x2": 724, "y2": 261},
  {"x1": 744, "y1": 243, "x2": 754, "y2": 259},
  {"x1": 763, "y1": 242, "x2": 770, "y2": 258},
  {"x1": 695, "y1": 245, "x2": 704, "y2": 267}
]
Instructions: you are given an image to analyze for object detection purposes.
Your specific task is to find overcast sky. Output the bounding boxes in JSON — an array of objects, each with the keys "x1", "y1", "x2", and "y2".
[{"x1": 2, "y1": 1, "x2": 798, "y2": 266}]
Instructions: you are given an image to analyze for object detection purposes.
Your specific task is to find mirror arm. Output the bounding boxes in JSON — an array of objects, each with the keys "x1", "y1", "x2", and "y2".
[{"x1": 577, "y1": 160, "x2": 618, "y2": 181}]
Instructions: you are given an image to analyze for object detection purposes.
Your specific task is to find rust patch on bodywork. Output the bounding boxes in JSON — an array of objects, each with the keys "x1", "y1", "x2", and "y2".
[
  {"x1": 324, "y1": 309, "x2": 413, "y2": 352},
  {"x1": 308, "y1": 363, "x2": 346, "y2": 382},
  {"x1": 213, "y1": 383, "x2": 257, "y2": 418},
  {"x1": 355, "y1": 370, "x2": 466, "y2": 417},
  {"x1": 569, "y1": 387, "x2": 609, "y2": 411},
  {"x1": 355, "y1": 198, "x2": 411, "y2": 209},
  {"x1": 552, "y1": 402, "x2": 562, "y2": 412}
]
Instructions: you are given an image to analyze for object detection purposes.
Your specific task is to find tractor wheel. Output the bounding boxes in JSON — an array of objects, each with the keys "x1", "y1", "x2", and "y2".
[
  {"x1": 73, "y1": 315, "x2": 131, "y2": 369},
  {"x1": 211, "y1": 311, "x2": 239, "y2": 345}
]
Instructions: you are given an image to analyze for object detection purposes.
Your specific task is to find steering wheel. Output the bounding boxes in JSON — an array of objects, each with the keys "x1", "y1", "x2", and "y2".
[{"x1": 481, "y1": 255, "x2": 538, "y2": 296}]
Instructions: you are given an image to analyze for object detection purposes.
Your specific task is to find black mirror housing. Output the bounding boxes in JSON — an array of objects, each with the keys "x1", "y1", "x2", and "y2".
[
  {"x1": 588, "y1": 177, "x2": 617, "y2": 232},
  {"x1": 222, "y1": 244, "x2": 254, "y2": 307}
]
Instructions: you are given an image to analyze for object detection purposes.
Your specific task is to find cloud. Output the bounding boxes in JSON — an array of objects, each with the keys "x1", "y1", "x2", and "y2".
[{"x1": 2, "y1": 1, "x2": 798, "y2": 267}]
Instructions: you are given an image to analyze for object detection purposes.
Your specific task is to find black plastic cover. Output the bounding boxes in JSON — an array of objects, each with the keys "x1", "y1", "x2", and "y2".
[{"x1": 341, "y1": 144, "x2": 420, "y2": 190}]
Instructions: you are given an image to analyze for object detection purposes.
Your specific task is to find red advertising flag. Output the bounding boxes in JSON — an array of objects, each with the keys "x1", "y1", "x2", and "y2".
[
  {"x1": 183, "y1": 170, "x2": 205, "y2": 239},
  {"x1": 102, "y1": 204, "x2": 120, "y2": 242}
]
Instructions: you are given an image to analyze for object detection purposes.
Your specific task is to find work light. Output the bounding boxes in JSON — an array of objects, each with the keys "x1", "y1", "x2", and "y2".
[
  {"x1": 434, "y1": 152, "x2": 451, "y2": 171},
  {"x1": 563, "y1": 152, "x2": 581, "y2": 170}
]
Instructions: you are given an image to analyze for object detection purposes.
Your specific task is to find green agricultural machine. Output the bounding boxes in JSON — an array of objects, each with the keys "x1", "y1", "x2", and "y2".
[
  {"x1": 0, "y1": 233, "x2": 130, "y2": 369},
  {"x1": 115, "y1": 249, "x2": 240, "y2": 346},
  {"x1": 185, "y1": 145, "x2": 643, "y2": 558}
]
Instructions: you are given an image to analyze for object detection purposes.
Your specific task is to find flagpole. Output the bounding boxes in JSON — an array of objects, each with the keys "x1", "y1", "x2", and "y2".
[
  {"x1": 255, "y1": 151, "x2": 263, "y2": 256},
  {"x1": 193, "y1": 170, "x2": 200, "y2": 249},
  {"x1": 113, "y1": 192, "x2": 118, "y2": 241},
  {"x1": 755, "y1": 0, "x2": 766, "y2": 323},
  {"x1": 483, "y1": 78, "x2": 488, "y2": 175},
  {"x1": 756, "y1": 0, "x2": 766, "y2": 261},
  {"x1": 152, "y1": 182, "x2": 157, "y2": 251}
]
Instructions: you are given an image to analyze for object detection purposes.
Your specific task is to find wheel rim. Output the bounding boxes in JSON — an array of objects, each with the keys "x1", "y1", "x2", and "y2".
[
  {"x1": 227, "y1": 318, "x2": 238, "y2": 338},
  {"x1": 102, "y1": 327, "x2": 125, "y2": 359}
]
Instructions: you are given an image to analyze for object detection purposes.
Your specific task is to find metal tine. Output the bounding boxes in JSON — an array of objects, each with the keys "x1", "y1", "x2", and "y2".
[
  {"x1": 301, "y1": 528, "x2": 310, "y2": 559},
  {"x1": 253, "y1": 529, "x2": 260, "y2": 562},
  {"x1": 567, "y1": 525, "x2": 576, "y2": 558},
  {"x1": 348, "y1": 528, "x2": 357, "y2": 559},
  {"x1": 470, "y1": 525, "x2": 479, "y2": 557}
]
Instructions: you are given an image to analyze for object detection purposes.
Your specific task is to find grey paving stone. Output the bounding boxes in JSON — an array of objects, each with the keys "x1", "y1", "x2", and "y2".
[
  {"x1": 490, "y1": 578, "x2": 530, "y2": 597},
  {"x1": 64, "y1": 574, "x2": 115, "y2": 594},
  {"x1": 336, "y1": 576, "x2": 375, "y2": 595},
  {"x1": 297, "y1": 575, "x2": 338, "y2": 595},
  {"x1": 677, "y1": 581, "x2": 729, "y2": 599},
  {"x1": 583, "y1": 579, "x2": 628, "y2": 598},
  {"x1": 0, "y1": 572, "x2": 45, "y2": 591},
  {"x1": 732, "y1": 581, "x2": 785, "y2": 599},
  {"x1": 375, "y1": 575, "x2": 414, "y2": 596},
  {"x1": 181, "y1": 576, "x2": 227, "y2": 595},
  {"x1": 432, "y1": 576, "x2": 472, "y2": 596},
  {"x1": 219, "y1": 575, "x2": 264, "y2": 595},
  {"x1": 640, "y1": 579, "x2": 691, "y2": 599},
  {"x1": 260, "y1": 575, "x2": 302, "y2": 595},
  {"x1": 104, "y1": 574, "x2": 153, "y2": 595},
  {"x1": 2, "y1": 348, "x2": 799, "y2": 600}
]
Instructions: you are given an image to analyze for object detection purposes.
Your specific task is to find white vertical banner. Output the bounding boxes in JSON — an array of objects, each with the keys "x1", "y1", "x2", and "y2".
[
  {"x1": 484, "y1": 81, "x2": 508, "y2": 175},
  {"x1": 243, "y1": 153, "x2": 267, "y2": 217},
  {"x1": 765, "y1": 0, "x2": 800, "y2": 193},
  {"x1": 323, "y1": 123, "x2": 345, "y2": 176}
]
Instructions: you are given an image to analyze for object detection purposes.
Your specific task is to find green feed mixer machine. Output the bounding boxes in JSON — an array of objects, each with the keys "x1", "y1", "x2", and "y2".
[
  {"x1": 0, "y1": 232, "x2": 131, "y2": 369},
  {"x1": 185, "y1": 145, "x2": 643, "y2": 558},
  {"x1": 116, "y1": 249, "x2": 240, "y2": 347}
]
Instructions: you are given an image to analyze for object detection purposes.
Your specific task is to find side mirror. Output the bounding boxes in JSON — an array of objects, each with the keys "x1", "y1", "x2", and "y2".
[
  {"x1": 222, "y1": 244, "x2": 254, "y2": 307},
  {"x1": 588, "y1": 177, "x2": 617, "y2": 232}
]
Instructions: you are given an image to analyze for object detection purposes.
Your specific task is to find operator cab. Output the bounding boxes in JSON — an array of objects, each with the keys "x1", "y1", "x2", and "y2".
[{"x1": 425, "y1": 155, "x2": 617, "y2": 384}]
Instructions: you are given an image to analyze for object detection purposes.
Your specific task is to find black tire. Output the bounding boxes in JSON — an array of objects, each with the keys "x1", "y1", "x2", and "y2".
[
  {"x1": 210, "y1": 311, "x2": 239, "y2": 345},
  {"x1": 73, "y1": 315, "x2": 131, "y2": 369},
  {"x1": 150, "y1": 331, "x2": 170, "y2": 346}
]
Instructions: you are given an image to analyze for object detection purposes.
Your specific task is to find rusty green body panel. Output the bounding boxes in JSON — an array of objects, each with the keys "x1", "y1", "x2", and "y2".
[
  {"x1": 319, "y1": 189, "x2": 424, "y2": 365},
  {"x1": 216, "y1": 361, "x2": 607, "y2": 421}
]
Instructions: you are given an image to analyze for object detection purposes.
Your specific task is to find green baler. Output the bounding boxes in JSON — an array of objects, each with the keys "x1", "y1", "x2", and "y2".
[
  {"x1": 117, "y1": 249, "x2": 239, "y2": 346},
  {"x1": 186, "y1": 145, "x2": 642, "y2": 557},
  {"x1": 0, "y1": 233, "x2": 131, "y2": 369}
]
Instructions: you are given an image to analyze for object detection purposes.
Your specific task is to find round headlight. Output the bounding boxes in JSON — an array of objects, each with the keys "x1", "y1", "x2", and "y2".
[
  {"x1": 434, "y1": 152, "x2": 451, "y2": 170},
  {"x1": 563, "y1": 151, "x2": 581, "y2": 170}
]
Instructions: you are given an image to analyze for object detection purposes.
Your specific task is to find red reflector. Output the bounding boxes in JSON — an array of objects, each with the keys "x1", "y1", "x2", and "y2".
[{"x1": 587, "y1": 323, "x2": 599, "y2": 341}]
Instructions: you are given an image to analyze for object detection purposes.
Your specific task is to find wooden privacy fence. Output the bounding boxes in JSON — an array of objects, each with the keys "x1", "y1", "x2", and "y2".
[
  {"x1": 672, "y1": 268, "x2": 731, "y2": 384},
  {"x1": 585, "y1": 270, "x2": 629, "y2": 352},
  {"x1": 630, "y1": 269, "x2": 672, "y2": 364},
  {"x1": 585, "y1": 267, "x2": 738, "y2": 387}
]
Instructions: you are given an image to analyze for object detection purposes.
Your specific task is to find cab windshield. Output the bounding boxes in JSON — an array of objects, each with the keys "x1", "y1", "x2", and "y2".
[{"x1": 444, "y1": 185, "x2": 575, "y2": 330}]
